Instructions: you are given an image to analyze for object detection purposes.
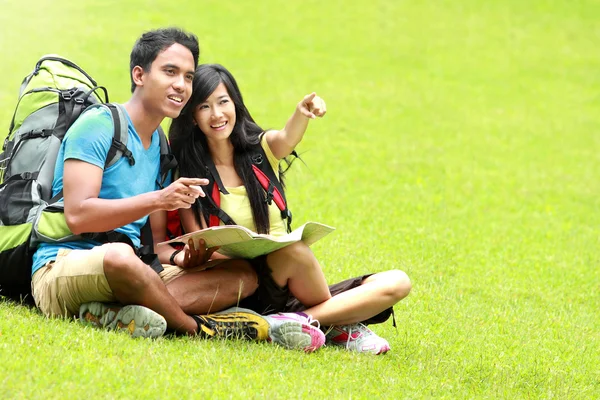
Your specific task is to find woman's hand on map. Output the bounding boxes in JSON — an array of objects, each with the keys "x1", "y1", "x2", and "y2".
[{"x1": 175, "y1": 239, "x2": 220, "y2": 268}]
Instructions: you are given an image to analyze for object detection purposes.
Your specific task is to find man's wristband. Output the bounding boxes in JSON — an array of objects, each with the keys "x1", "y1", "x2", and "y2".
[{"x1": 169, "y1": 249, "x2": 183, "y2": 265}]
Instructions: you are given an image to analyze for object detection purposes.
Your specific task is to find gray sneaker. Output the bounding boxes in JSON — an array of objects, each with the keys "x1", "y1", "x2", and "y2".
[
  {"x1": 325, "y1": 323, "x2": 391, "y2": 354},
  {"x1": 79, "y1": 302, "x2": 167, "y2": 339}
]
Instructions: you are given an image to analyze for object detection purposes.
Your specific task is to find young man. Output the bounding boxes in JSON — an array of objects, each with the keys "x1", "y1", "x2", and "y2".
[{"x1": 30, "y1": 28, "x2": 325, "y2": 352}]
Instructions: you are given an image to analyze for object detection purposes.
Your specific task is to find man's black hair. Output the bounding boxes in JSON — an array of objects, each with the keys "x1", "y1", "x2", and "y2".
[{"x1": 129, "y1": 27, "x2": 200, "y2": 93}]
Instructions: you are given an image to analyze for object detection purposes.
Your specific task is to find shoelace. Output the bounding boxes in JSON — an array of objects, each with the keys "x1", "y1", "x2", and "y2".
[
  {"x1": 346, "y1": 325, "x2": 354, "y2": 348},
  {"x1": 345, "y1": 324, "x2": 363, "y2": 349},
  {"x1": 304, "y1": 314, "x2": 321, "y2": 329}
]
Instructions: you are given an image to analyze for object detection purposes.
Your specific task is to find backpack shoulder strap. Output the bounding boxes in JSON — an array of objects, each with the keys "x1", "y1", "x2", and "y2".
[
  {"x1": 250, "y1": 140, "x2": 293, "y2": 232},
  {"x1": 192, "y1": 141, "x2": 236, "y2": 227},
  {"x1": 104, "y1": 103, "x2": 133, "y2": 168},
  {"x1": 196, "y1": 179, "x2": 237, "y2": 228},
  {"x1": 48, "y1": 102, "x2": 133, "y2": 204},
  {"x1": 101, "y1": 106, "x2": 176, "y2": 185},
  {"x1": 157, "y1": 126, "x2": 178, "y2": 188},
  {"x1": 250, "y1": 143, "x2": 287, "y2": 208},
  {"x1": 198, "y1": 140, "x2": 229, "y2": 195},
  {"x1": 193, "y1": 158, "x2": 237, "y2": 227}
]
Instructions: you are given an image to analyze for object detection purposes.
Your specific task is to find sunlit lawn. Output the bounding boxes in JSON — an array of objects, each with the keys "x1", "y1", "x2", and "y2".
[{"x1": 1, "y1": 0, "x2": 599, "y2": 398}]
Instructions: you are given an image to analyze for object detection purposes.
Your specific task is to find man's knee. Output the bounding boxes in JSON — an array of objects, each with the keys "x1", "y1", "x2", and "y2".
[
  {"x1": 102, "y1": 243, "x2": 149, "y2": 288},
  {"x1": 103, "y1": 243, "x2": 136, "y2": 270}
]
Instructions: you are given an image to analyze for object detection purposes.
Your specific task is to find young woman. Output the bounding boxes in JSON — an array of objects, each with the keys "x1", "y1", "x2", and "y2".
[{"x1": 168, "y1": 64, "x2": 411, "y2": 354}]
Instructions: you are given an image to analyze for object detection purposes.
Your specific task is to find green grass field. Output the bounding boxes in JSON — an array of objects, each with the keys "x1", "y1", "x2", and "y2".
[{"x1": 1, "y1": 0, "x2": 599, "y2": 398}]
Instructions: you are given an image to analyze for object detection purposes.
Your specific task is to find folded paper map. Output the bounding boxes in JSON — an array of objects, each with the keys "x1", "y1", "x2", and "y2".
[{"x1": 159, "y1": 222, "x2": 335, "y2": 259}]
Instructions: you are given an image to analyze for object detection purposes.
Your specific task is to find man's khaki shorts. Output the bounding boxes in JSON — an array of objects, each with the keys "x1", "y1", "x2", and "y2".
[{"x1": 32, "y1": 244, "x2": 225, "y2": 318}]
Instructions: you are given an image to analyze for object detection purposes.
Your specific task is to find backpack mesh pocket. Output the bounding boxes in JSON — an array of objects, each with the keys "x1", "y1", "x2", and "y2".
[{"x1": 0, "y1": 177, "x2": 41, "y2": 225}]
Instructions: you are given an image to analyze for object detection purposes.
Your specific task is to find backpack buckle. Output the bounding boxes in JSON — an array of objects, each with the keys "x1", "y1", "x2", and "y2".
[
  {"x1": 284, "y1": 210, "x2": 293, "y2": 233},
  {"x1": 62, "y1": 90, "x2": 73, "y2": 101},
  {"x1": 265, "y1": 190, "x2": 274, "y2": 205},
  {"x1": 251, "y1": 153, "x2": 263, "y2": 165},
  {"x1": 265, "y1": 182, "x2": 276, "y2": 205}
]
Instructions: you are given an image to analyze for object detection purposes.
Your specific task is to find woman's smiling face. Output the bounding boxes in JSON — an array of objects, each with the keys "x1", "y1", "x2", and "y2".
[{"x1": 193, "y1": 82, "x2": 236, "y2": 140}]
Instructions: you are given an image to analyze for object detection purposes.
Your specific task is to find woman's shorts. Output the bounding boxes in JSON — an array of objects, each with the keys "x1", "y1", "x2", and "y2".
[{"x1": 238, "y1": 255, "x2": 393, "y2": 325}]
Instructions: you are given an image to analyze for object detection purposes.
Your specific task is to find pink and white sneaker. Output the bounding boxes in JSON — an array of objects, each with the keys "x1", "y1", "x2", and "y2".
[
  {"x1": 325, "y1": 323, "x2": 391, "y2": 355},
  {"x1": 263, "y1": 311, "x2": 326, "y2": 353}
]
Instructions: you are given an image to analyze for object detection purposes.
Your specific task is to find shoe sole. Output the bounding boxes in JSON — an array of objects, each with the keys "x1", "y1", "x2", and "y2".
[
  {"x1": 265, "y1": 319, "x2": 326, "y2": 353},
  {"x1": 217, "y1": 307, "x2": 325, "y2": 352},
  {"x1": 375, "y1": 344, "x2": 391, "y2": 355},
  {"x1": 326, "y1": 340, "x2": 391, "y2": 355},
  {"x1": 79, "y1": 302, "x2": 167, "y2": 339}
]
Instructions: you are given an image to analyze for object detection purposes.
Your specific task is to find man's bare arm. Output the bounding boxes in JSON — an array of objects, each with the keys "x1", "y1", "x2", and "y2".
[{"x1": 63, "y1": 159, "x2": 207, "y2": 234}]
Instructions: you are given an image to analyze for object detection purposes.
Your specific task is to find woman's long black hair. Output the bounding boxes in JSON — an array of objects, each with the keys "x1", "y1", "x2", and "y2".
[{"x1": 170, "y1": 63, "x2": 280, "y2": 234}]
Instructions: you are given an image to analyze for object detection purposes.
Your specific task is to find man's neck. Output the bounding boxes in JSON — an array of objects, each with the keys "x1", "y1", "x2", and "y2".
[{"x1": 123, "y1": 97, "x2": 163, "y2": 148}]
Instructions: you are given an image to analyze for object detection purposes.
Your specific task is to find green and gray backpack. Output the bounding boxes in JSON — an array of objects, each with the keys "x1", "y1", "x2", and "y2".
[{"x1": 0, "y1": 56, "x2": 175, "y2": 302}]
